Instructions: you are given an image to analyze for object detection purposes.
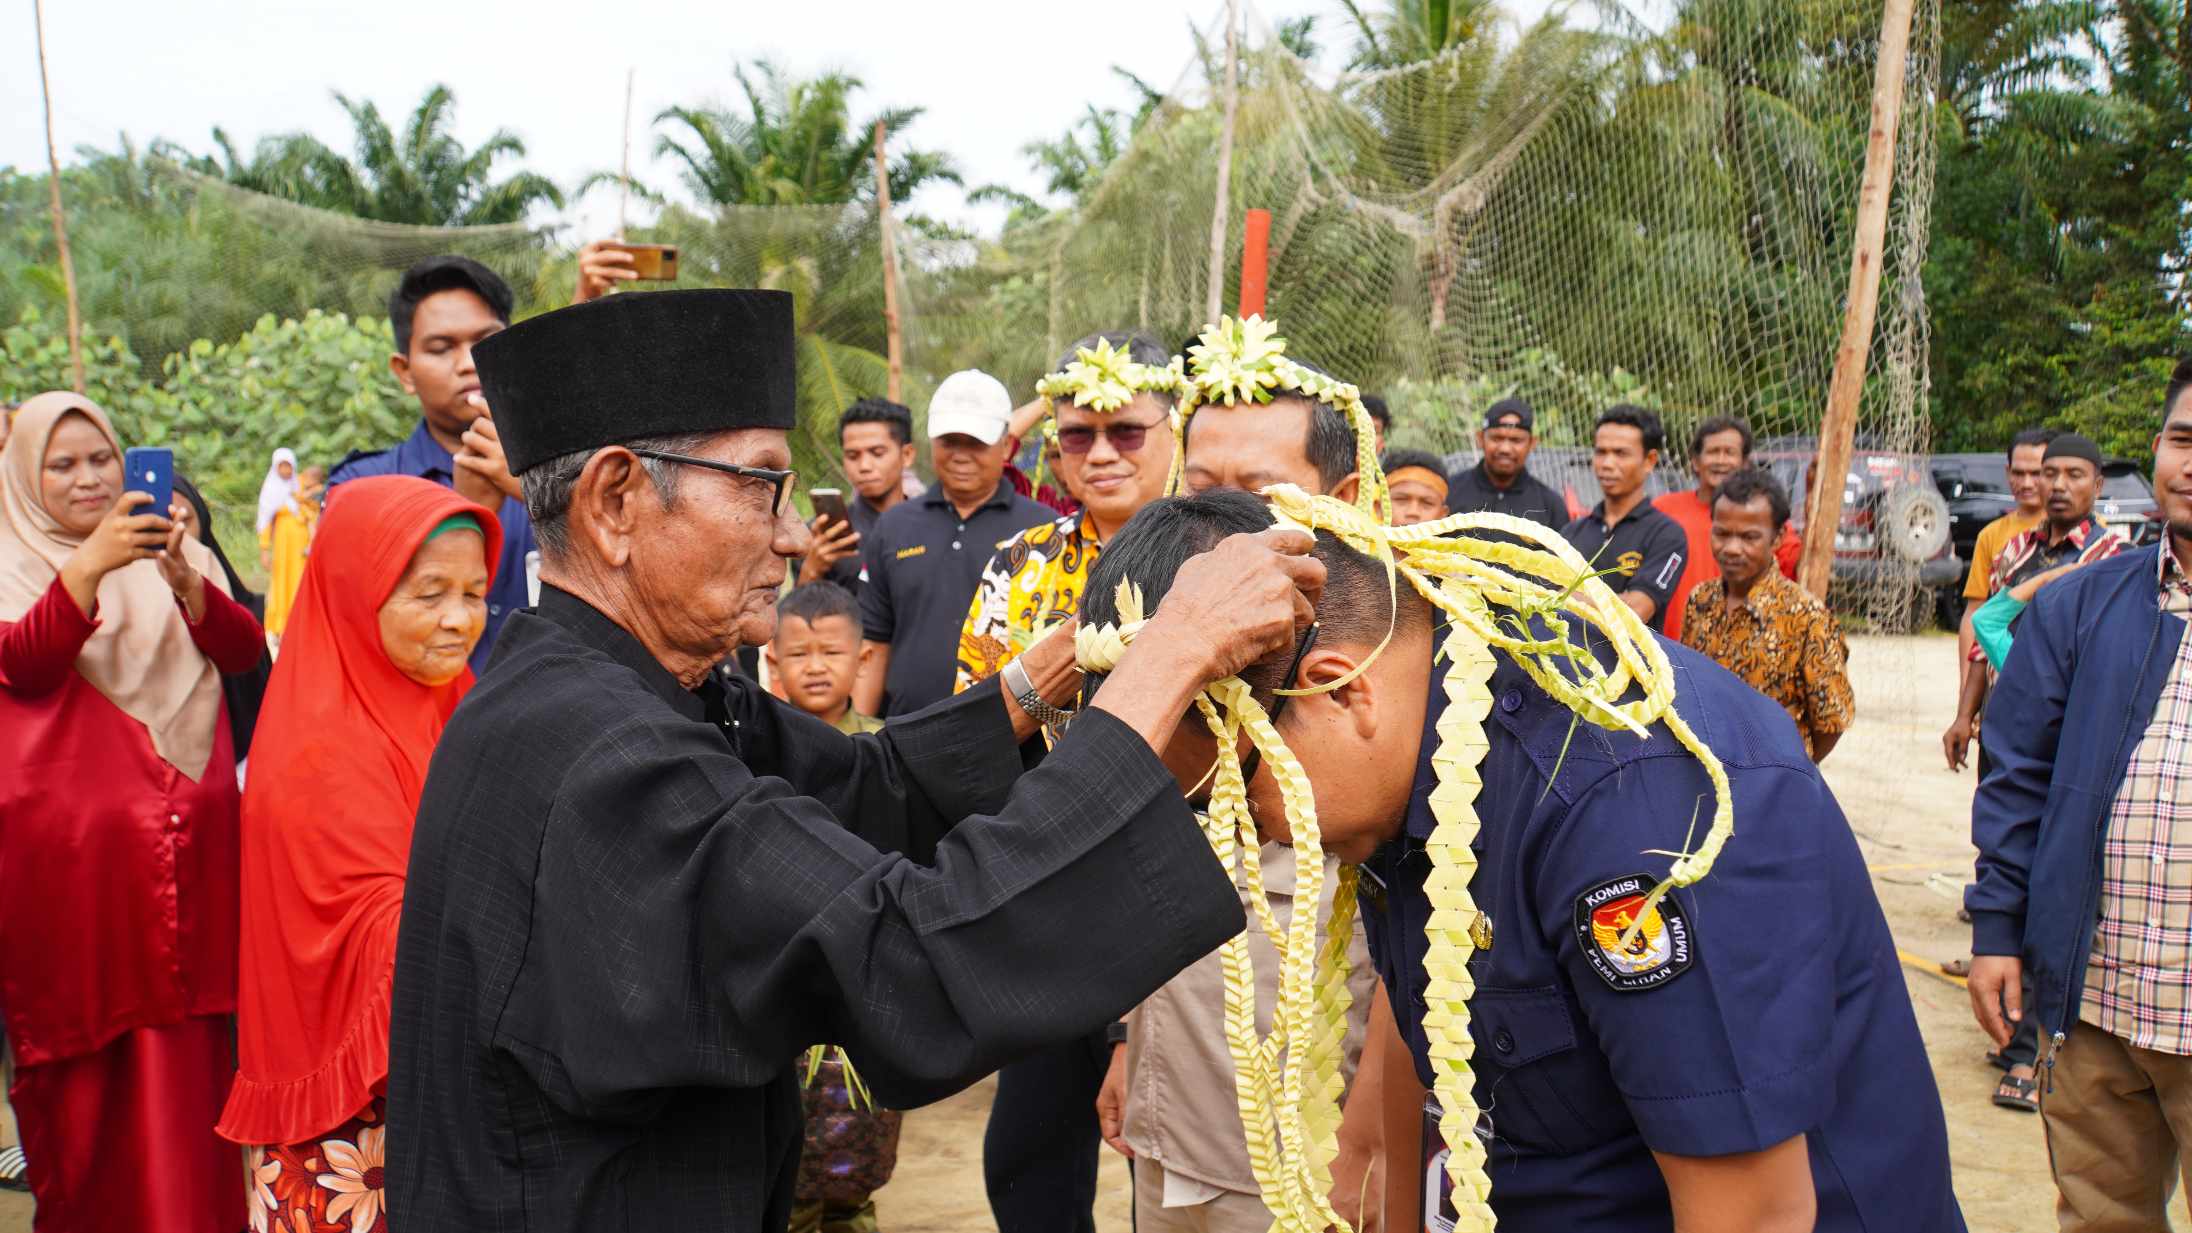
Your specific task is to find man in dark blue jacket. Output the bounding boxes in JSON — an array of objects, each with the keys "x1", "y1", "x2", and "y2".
[{"x1": 1968, "y1": 359, "x2": 2192, "y2": 1230}]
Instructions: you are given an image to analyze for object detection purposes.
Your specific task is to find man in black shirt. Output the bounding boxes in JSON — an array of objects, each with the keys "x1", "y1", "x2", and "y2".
[
  {"x1": 1447, "y1": 398, "x2": 1568, "y2": 529},
  {"x1": 856, "y1": 371, "x2": 1050, "y2": 717},
  {"x1": 797, "y1": 398, "x2": 919, "y2": 595},
  {"x1": 1563, "y1": 404, "x2": 1688, "y2": 632}
]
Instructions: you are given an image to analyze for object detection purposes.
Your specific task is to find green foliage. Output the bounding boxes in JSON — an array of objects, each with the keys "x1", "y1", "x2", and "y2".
[
  {"x1": 1381, "y1": 348, "x2": 1661, "y2": 451},
  {"x1": 0, "y1": 308, "x2": 160, "y2": 428}
]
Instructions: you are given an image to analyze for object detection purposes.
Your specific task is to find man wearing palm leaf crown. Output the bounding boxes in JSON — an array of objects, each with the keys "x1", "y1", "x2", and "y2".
[{"x1": 1069, "y1": 316, "x2": 1965, "y2": 1233}]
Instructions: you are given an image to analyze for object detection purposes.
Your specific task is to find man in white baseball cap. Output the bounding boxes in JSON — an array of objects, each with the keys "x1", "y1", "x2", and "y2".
[{"x1": 855, "y1": 371, "x2": 1052, "y2": 717}]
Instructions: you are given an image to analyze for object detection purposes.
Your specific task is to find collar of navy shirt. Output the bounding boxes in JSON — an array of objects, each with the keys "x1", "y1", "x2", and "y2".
[{"x1": 921, "y1": 476, "x2": 1016, "y2": 514}]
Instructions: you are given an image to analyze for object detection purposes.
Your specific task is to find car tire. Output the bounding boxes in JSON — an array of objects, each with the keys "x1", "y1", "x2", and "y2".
[{"x1": 1878, "y1": 484, "x2": 1952, "y2": 564}]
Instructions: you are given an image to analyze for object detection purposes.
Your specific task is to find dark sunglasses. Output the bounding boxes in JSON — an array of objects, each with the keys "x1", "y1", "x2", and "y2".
[
  {"x1": 1238, "y1": 622, "x2": 1321, "y2": 789},
  {"x1": 1055, "y1": 418, "x2": 1166, "y2": 455},
  {"x1": 627, "y1": 449, "x2": 799, "y2": 518}
]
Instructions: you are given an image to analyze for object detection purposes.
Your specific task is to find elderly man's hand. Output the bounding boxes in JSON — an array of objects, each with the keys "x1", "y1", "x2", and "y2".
[{"x1": 1143, "y1": 527, "x2": 1323, "y2": 683}]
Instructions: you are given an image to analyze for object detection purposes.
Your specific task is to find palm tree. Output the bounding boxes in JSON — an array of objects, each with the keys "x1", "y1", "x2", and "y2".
[
  {"x1": 158, "y1": 85, "x2": 563, "y2": 226},
  {"x1": 1339, "y1": 0, "x2": 1499, "y2": 68},
  {"x1": 643, "y1": 62, "x2": 960, "y2": 207}
]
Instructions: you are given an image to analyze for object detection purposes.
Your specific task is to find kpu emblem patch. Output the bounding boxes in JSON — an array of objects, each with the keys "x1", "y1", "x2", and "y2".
[{"x1": 1574, "y1": 874, "x2": 1694, "y2": 992}]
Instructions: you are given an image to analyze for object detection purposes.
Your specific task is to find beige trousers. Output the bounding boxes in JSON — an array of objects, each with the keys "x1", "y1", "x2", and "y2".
[
  {"x1": 2043, "y1": 1020, "x2": 2192, "y2": 1231},
  {"x1": 0, "y1": 1031, "x2": 15, "y2": 1149},
  {"x1": 1131, "y1": 1160, "x2": 1274, "y2": 1233}
]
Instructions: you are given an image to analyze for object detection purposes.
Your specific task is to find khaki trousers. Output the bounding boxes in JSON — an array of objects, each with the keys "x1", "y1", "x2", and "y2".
[
  {"x1": 1131, "y1": 1160, "x2": 1274, "y2": 1233},
  {"x1": 2043, "y1": 1020, "x2": 2192, "y2": 1231}
]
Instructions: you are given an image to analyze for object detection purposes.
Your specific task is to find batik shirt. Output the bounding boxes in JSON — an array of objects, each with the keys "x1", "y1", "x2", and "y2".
[
  {"x1": 2082, "y1": 549, "x2": 2192, "y2": 1053},
  {"x1": 1680, "y1": 573, "x2": 1855, "y2": 756},
  {"x1": 954, "y1": 513, "x2": 1099, "y2": 694}
]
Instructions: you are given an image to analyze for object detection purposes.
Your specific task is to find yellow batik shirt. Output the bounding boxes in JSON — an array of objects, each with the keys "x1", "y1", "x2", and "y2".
[{"x1": 954, "y1": 513, "x2": 1099, "y2": 695}]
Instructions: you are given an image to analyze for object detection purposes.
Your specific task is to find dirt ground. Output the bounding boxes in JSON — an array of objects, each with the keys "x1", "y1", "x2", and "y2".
[{"x1": 1, "y1": 633, "x2": 2175, "y2": 1230}]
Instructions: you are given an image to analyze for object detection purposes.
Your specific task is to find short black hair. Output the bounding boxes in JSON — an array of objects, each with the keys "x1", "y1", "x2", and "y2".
[
  {"x1": 1381, "y1": 447, "x2": 1446, "y2": 478},
  {"x1": 838, "y1": 398, "x2": 913, "y2": 447},
  {"x1": 777, "y1": 579, "x2": 860, "y2": 628},
  {"x1": 1080, "y1": 490, "x2": 1429, "y2": 702},
  {"x1": 389, "y1": 255, "x2": 513, "y2": 356},
  {"x1": 1712, "y1": 467, "x2": 1790, "y2": 530},
  {"x1": 1362, "y1": 394, "x2": 1391, "y2": 430},
  {"x1": 1689, "y1": 414, "x2": 1752, "y2": 460},
  {"x1": 2166, "y1": 357, "x2": 2192, "y2": 424},
  {"x1": 2008, "y1": 426, "x2": 2060, "y2": 461},
  {"x1": 1595, "y1": 404, "x2": 1664, "y2": 454}
]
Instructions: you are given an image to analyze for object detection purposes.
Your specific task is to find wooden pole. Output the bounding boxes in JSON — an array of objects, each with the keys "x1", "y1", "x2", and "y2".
[
  {"x1": 1799, "y1": 0, "x2": 1917, "y2": 598},
  {"x1": 617, "y1": 68, "x2": 635, "y2": 240},
  {"x1": 873, "y1": 121, "x2": 904, "y2": 403},
  {"x1": 33, "y1": 0, "x2": 85, "y2": 394},
  {"x1": 1237, "y1": 208, "x2": 1272, "y2": 317},
  {"x1": 1204, "y1": 0, "x2": 1241, "y2": 324}
]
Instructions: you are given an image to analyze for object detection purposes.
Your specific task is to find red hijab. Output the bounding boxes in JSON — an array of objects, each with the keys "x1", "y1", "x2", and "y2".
[{"x1": 219, "y1": 476, "x2": 501, "y2": 1145}]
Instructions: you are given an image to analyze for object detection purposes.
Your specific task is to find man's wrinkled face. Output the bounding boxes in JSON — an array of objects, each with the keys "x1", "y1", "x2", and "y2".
[
  {"x1": 1693, "y1": 428, "x2": 1748, "y2": 498},
  {"x1": 1709, "y1": 494, "x2": 1780, "y2": 591},
  {"x1": 2043, "y1": 456, "x2": 2100, "y2": 529},
  {"x1": 2006, "y1": 442, "x2": 2048, "y2": 512},
  {"x1": 630, "y1": 429, "x2": 804, "y2": 655},
  {"x1": 391, "y1": 289, "x2": 504, "y2": 440},
  {"x1": 931, "y1": 432, "x2": 1010, "y2": 505},
  {"x1": 2155, "y1": 394, "x2": 2192, "y2": 544},
  {"x1": 840, "y1": 421, "x2": 914, "y2": 503},
  {"x1": 1478, "y1": 424, "x2": 1533, "y2": 482},
  {"x1": 1183, "y1": 399, "x2": 1325, "y2": 497}
]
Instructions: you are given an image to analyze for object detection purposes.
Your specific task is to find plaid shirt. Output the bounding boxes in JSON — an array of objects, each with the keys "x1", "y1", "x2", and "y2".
[
  {"x1": 2081, "y1": 549, "x2": 2192, "y2": 1052},
  {"x1": 1971, "y1": 516, "x2": 2130, "y2": 664}
]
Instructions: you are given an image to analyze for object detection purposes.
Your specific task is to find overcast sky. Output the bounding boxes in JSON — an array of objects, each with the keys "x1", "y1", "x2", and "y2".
[{"x1": 6, "y1": 0, "x2": 1558, "y2": 239}]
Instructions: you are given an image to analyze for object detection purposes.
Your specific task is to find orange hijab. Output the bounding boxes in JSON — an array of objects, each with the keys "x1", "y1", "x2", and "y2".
[{"x1": 219, "y1": 475, "x2": 500, "y2": 1146}]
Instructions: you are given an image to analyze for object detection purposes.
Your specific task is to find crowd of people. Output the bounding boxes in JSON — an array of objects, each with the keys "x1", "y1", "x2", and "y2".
[{"x1": 0, "y1": 246, "x2": 2185, "y2": 1233}]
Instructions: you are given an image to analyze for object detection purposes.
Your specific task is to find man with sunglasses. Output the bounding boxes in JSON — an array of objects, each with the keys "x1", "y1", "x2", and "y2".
[{"x1": 387, "y1": 290, "x2": 1329, "y2": 1232}]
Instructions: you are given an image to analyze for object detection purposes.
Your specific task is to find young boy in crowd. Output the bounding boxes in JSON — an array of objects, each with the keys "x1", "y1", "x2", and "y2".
[{"x1": 768, "y1": 581, "x2": 882, "y2": 736}]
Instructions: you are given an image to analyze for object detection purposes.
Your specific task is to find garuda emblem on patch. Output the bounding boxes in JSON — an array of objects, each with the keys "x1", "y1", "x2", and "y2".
[{"x1": 1573, "y1": 874, "x2": 1694, "y2": 992}]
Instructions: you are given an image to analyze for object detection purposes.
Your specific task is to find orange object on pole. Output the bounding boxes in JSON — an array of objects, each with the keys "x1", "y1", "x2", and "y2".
[{"x1": 1238, "y1": 208, "x2": 1271, "y2": 318}]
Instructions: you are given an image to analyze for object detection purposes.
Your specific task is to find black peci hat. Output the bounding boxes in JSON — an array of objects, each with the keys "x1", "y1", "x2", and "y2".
[{"x1": 474, "y1": 289, "x2": 798, "y2": 474}]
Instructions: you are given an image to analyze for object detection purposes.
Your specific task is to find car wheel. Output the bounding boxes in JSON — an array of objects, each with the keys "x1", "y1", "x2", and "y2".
[{"x1": 1878, "y1": 484, "x2": 1952, "y2": 564}]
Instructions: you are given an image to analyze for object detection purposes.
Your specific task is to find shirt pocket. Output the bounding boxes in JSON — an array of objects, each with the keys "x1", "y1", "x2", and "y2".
[{"x1": 1471, "y1": 985, "x2": 1631, "y2": 1157}]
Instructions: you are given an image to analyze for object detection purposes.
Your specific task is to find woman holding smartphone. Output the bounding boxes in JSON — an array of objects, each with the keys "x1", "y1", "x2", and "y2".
[{"x1": 0, "y1": 391, "x2": 259, "y2": 1233}]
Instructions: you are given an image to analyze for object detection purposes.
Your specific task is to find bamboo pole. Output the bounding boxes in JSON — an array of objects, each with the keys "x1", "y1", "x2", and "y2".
[
  {"x1": 617, "y1": 68, "x2": 635, "y2": 240},
  {"x1": 1204, "y1": 0, "x2": 1241, "y2": 324},
  {"x1": 33, "y1": 0, "x2": 85, "y2": 394},
  {"x1": 1799, "y1": 0, "x2": 1917, "y2": 598},
  {"x1": 873, "y1": 122, "x2": 904, "y2": 403}
]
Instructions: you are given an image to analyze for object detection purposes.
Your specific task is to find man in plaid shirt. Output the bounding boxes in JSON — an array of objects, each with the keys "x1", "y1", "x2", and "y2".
[{"x1": 1968, "y1": 363, "x2": 2192, "y2": 1229}]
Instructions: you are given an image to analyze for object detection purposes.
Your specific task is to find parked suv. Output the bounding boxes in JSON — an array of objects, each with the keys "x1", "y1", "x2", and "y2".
[{"x1": 1751, "y1": 438, "x2": 1961, "y2": 600}]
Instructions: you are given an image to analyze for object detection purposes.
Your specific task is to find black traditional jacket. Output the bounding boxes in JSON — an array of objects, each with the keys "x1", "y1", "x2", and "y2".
[{"x1": 388, "y1": 586, "x2": 1241, "y2": 1230}]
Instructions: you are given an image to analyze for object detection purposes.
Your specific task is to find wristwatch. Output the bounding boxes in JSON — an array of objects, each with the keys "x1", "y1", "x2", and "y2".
[{"x1": 1001, "y1": 657, "x2": 1075, "y2": 729}]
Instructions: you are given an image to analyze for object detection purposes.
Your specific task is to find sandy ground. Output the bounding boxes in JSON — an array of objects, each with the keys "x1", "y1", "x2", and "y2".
[{"x1": 1, "y1": 634, "x2": 2174, "y2": 1230}]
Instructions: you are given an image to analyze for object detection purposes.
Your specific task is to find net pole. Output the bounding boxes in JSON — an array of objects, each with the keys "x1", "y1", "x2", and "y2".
[
  {"x1": 32, "y1": 0, "x2": 85, "y2": 394},
  {"x1": 1238, "y1": 207, "x2": 1271, "y2": 316},
  {"x1": 873, "y1": 121, "x2": 905, "y2": 403},
  {"x1": 1800, "y1": 0, "x2": 1917, "y2": 598},
  {"x1": 1204, "y1": 0, "x2": 1241, "y2": 324},
  {"x1": 617, "y1": 68, "x2": 635, "y2": 240}
]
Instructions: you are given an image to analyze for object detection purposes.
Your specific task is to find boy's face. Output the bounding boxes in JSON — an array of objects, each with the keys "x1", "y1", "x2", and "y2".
[{"x1": 769, "y1": 613, "x2": 866, "y2": 718}]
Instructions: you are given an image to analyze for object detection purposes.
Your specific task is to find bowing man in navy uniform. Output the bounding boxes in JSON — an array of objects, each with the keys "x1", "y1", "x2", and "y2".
[
  {"x1": 1083, "y1": 490, "x2": 1965, "y2": 1233},
  {"x1": 386, "y1": 290, "x2": 1332, "y2": 1231}
]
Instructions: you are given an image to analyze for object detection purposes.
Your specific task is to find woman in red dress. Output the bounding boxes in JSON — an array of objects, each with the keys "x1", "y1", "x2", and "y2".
[
  {"x1": 218, "y1": 476, "x2": 498, "y2": 1233},
  {"x1": 0, "y1": 391, "x2": 262, "y2": 1232}
]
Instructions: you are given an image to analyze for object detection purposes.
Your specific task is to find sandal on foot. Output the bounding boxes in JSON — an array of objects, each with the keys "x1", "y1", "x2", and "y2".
[
  {"x1": 1985, "y1": 1050, "x2": 2013, "y2": 1072},
  {"x1": 0, "y1": 1144, "x2": 26, "y2": 1191},
  {"x1": 1994, "y1": 1075, "x2": 2039, "y2": 1113}
]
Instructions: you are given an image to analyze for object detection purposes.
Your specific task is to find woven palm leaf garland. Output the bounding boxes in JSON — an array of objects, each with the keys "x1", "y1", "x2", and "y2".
[{"x1": 1077, "y1": 317, "x2": 1736, "y2": 1233}]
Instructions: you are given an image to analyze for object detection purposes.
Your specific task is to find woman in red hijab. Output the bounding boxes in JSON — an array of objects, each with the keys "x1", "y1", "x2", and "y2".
[{"x1": 218, "y1": 475, "x2": 499, "y2": 1232}]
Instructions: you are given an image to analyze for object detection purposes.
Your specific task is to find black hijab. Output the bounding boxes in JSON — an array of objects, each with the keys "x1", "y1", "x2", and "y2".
[{"x1": 177, "y1": 474, "x2": 273, "y2": 759}]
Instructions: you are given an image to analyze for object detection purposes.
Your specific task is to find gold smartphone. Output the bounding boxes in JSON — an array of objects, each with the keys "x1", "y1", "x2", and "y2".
[{"x1": 606, "y1": 242, "x2": 679, "y2": 281}]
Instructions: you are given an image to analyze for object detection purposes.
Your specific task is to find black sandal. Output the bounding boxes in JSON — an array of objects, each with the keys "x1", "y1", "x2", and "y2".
[
  {"x1": 1985, "y1": 1050, "x2": 2012, "y2": 1072},
  {"x1": 1993, "y1": 1074, "x2": 2040, "y2": 1113}
]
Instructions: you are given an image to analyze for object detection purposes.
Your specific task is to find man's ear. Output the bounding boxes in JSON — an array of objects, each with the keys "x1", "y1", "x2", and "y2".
[
  {"x1": 1332, "y1": 472, "x2": 1361, "y2": 506},
  {"x1": 1292, "y1": 647, "x2": 1380, "y2": 741},
  {"x1": 898, "y1": 442, "x2": 918, "y2": 470},
  {"x1": 572, "y1": 447, "x2": 653, "y2": 568},
  {"x1": 388, "y1": 352, "x2": 416, "y2": 395}
]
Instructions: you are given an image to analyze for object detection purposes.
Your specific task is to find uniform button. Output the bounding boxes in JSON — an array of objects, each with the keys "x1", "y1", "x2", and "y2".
[
  {"x1": 1499, "y1": 690, "x2": 1523, "y2": 713},
  {"x1": 1493, "y1": 1030, "x2": 1515, "y2": 1054},
  {"x1": 952, "y1": 541, "x2": 962, "y2": 550}
]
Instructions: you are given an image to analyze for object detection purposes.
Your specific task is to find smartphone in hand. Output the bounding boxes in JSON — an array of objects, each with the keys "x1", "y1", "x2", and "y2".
[
  {"x1": 122, "y1": 447, "x2": 175, "y2": 520},
  {"x1": 810, "y1": 487, "x2": 851, "y2": 526},
  {"x1": 605, "y1": 242, "x2": 679, "y2": 281}
]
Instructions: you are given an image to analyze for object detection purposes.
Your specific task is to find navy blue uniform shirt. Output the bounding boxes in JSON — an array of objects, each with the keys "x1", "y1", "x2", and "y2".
[
  {"x1": 329, "y1": 419, "x2": 538, "y2": 672},
  {"x1": 857, "y1": 478, "x2": 1049, "y2": 716},
  {"x1": 1359, "y1": 635, "x2": 1963, "y2": 1232}
]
